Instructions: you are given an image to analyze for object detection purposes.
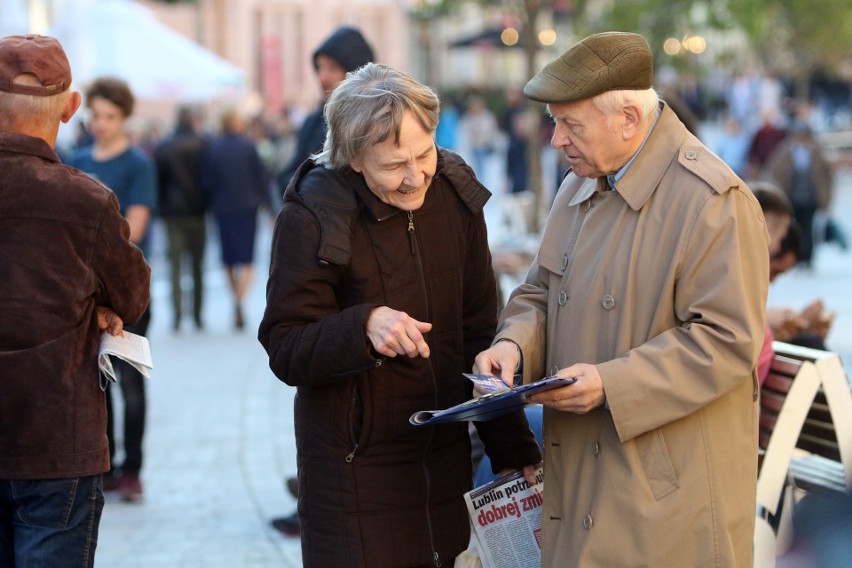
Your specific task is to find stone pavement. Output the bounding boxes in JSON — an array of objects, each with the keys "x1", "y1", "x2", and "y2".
[{"x1": 94, "y1": 166, "x2": 852, "y2": 567}]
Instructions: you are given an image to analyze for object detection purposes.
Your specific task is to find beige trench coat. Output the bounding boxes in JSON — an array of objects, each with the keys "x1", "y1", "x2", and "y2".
[{"x1": 496, "y1": 104, "x2": 769, "y2": 567}]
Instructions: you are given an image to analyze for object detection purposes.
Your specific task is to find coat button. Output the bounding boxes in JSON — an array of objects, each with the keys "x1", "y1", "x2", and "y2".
[
  {"x1": 593, "y1": 442, "x2": 600, "y2": 456},
  {"x1": 558, "y1": 291, "x2": 567, "y2": 306},
  {"x1": 685, "y1": 150, "x2": 698, "y2": 160},
  {"x1": 583, "y1": 515, "x2": 593, "y2": 529},
  {"x1": 550, "y1": 365, "x2": 559, "y2": 377},
  {"x1": 602, "y1": 295, "x2": 615, "y2": 310},
  {"x1": 561, "y1": 254, "x2": 569, "y2": 271}
]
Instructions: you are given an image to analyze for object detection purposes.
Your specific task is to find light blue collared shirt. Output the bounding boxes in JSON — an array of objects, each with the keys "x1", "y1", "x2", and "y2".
[{"x1": 606, "y1": 112, "x2": 660, "y2": 192}]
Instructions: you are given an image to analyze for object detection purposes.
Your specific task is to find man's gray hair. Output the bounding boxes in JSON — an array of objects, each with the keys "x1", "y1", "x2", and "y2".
[
  {"x1": 315, "y1": 62, "x2": 440, "y2": 169},
  {"x1": 592, "y1": 88, "x2": 661, "y2": 122},
  {"x1": 0, "y1": 74, "x2": 70, "y2": 131}
]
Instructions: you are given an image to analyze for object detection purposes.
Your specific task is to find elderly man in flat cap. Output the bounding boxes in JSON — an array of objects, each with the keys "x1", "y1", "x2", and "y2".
[
  {"x1": 475, "y1": 31, "x2": 768, "y2": 566},
  {"x1": 0, "y1": 35, "x2": 150, "y2": 567}
]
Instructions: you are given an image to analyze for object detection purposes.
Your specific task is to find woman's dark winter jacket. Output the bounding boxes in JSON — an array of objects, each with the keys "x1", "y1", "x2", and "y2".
[{"x1": 258, "y1": 148, "x2": 541, "y2": 568}]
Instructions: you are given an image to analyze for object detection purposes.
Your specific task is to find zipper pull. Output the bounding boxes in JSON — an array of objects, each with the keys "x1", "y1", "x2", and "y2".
[
  {"x1": 407, "y1": 211, "x2": 416, "y2": 255},
  {"x1": 433, "y1": 551, "x2": 442, "y2": 567}
]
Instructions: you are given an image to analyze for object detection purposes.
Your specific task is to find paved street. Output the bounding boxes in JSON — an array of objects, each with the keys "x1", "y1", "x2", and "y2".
[{"x1": 94, "y1": 163, "x2": 852, "y2": 567}]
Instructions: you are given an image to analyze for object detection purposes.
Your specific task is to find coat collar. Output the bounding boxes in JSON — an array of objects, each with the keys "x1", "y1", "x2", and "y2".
[
  {"x1": 568, "y1": 103, "x2": 687, "y2": 211},
  {"x1": 0, "y1": 132, "x2": 60, "y2": 163},
  {"x1": 286, "y1": 147, "x2": 491, "y2": 267}
]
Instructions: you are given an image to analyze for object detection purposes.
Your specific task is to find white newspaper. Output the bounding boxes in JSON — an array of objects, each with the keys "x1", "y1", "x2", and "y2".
[
  {"x1": 98, "y1": 330, "x2": 153, "y2": 389},
  {"x1": 462, "y1": 467, "x2": 544, "y2": 568}
]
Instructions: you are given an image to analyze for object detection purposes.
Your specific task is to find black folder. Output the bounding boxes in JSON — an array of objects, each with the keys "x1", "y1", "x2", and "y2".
[{"x1": 409, "y1": 376, "x2": 576, "y2": 425}]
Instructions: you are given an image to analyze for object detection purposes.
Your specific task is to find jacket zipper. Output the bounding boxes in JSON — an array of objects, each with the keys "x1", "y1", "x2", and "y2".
[
  {"x1": 407, "y1": 211, "x2": 416, "y2": 255},
  {"x1": 345, "y1": 383, "x2": 359, "y2": 462},
  {"x1": 407, "y1": 211, "x2": 441, "y2": 567}
]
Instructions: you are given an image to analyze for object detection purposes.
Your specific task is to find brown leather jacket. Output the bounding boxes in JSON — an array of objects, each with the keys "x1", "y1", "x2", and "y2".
[
  {"x1": 259, "y1": 149, "x2": 541, "y2": 568},
  {"x1": 0, "y1": 132, "x2": 151, "y2": 479}
]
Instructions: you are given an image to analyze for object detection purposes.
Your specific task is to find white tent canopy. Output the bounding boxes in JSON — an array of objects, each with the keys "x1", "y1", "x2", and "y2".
[{"x1": 50, "y1": 0, "x2": 245, "y2": 102}]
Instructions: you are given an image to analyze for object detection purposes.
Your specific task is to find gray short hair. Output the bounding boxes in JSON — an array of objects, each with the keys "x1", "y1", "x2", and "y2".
[
  {"x1": 0, "y1": 75, "x2": 71, "y2": 131},
  {"x1": 592, "y1": 88, "x2": 660, "y2": 122},
  {"x1": 315, "y1": 63, "x2": 440, "y2": 169}
]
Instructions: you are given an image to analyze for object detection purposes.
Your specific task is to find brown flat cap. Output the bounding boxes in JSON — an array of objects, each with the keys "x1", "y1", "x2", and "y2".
[
  {"x1": 0, "y1": 34, "x2": 72, "y2": 96},
  {"x1": 524, "y1": 31, "x2": 653, "y2": 104}
]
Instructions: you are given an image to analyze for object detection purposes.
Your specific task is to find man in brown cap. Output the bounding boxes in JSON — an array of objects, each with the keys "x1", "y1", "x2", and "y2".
[
  {"x1": 475, "y1": 31, "x2": 768, "y2": 566},
  {"x1": 0, "y1": 35, "x2": 150, "y2": 566}
]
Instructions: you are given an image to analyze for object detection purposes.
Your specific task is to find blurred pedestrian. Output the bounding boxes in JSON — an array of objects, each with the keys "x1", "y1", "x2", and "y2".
[
  {"x1": 766, "y1": 121, "x2": 834, "y2": 268},
  {"x1": 274, "y1": 26, "x2": 374, "y2": 198},
  {"x1": 201, "y1": 109, "x2": 271, "y2": 330},
  {"x1": 258, "y1": 63, "x2": 541, "y2": 567},
  {"x1": 747, "y1": 110, "x2": 787, "y2": 179},
  {"x1": 752, "y1": 183, "x2": 793, "y2": 385},
  {"x1": 0, "y1": 34, "x2": 150, "y2": 566},
  {"x1": 460, "y1": 95, "x2": 499, "y2": 179},
  {"x1": 712, "y1": 113, "x2": 751, "y2": 179},
  {"x1": 435, "y1": 93, "x2": 460, "y2": 150},
  {"x1": 68, "y1": 76, "x2": 156, "y2": 502},
  {"x1": 474, "y1": 31, "x2": 768, "y2": 567},
  {"x1": 154, "y1": 105, "x2": 208, "y2": 332}
]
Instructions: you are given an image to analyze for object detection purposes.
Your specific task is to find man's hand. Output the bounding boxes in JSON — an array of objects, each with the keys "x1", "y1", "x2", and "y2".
[
  {"x1": 473, "y1": 340, "x2": 520, "y2": 388},
  {"x1": 528, "y1": 363, "x2": 605, "y2": 413},
  {"x1": 96, "y1": 306, "x2": 124, "y2": 336},
  {"x1": 366, "y1": 306, "x2": 432, "y2": 358}
]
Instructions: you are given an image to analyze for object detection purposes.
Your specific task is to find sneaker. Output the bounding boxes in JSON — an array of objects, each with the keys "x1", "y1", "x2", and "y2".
[
  {"x1": 118, "y1": 473, "x2": 143, "y2": 502},
  {"x1": 270, "y1": 512, "x2": 300, "y2": 537}
]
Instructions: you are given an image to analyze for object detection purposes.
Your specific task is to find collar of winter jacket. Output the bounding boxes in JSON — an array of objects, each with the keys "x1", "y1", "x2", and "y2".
[{"x1": 287, "y1": 147, "x2": 491, "y2": 267}]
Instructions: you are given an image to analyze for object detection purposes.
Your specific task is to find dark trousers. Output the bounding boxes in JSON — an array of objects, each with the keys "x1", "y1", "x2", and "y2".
[
  {"x1": 166, "y1": 216, "x2": 206, "y2": 326},
  {"x1": 106, "y1": 305, "x2": 150, "y2": 474},
  {"x1": 793, "y1": 204, "x2": 818, "y2": 266},
  {"x1": 0, "y1": 475, "x2": 104, "y2": 568}
]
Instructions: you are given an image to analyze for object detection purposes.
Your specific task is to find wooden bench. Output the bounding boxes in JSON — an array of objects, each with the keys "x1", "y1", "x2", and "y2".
[{"x1": 757, "y1": 342, "x2": 852, "y2": 519}]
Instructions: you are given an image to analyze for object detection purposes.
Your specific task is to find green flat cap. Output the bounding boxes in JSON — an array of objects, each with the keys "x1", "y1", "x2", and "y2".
[{"x1": 524, "y1": 31, "x2": 653, "y2": 103}]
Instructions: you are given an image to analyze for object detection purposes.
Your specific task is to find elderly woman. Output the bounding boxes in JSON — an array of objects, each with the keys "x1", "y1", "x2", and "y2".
[{"x1": 258, "y1": 63, "x2": 541, "y2": 567}]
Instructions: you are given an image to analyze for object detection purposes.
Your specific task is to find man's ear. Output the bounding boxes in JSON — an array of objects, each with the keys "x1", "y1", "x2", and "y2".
[
  {"x1": 61, "y1": 91, "x2": 82, "y2": 123},
  {"x1": 621, "y1": 103, "x2": 643, "y2": 141}
]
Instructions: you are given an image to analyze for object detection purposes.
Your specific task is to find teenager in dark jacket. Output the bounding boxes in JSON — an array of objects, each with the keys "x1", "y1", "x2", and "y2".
[
  {"x1": 274, "y1": 26, "x2": 374, "y2": 198},
  {"x1": 259, "y1": 63, "x2": 541, "y2": 568}
]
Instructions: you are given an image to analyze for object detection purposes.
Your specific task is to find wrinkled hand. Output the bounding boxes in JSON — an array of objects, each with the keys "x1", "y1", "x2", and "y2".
[
  {"x1": 96, "y1": 306, "x2": 124, "y2": 336},
  {"x1": 473, "y1": 340, "x2": 520, "y2": 388},
  {"x1": 366, "y1": 306, "x2": 432, "y2": 358},
  {"x1": 529, "y1": 363, "x2": 605, "y2": 414}
]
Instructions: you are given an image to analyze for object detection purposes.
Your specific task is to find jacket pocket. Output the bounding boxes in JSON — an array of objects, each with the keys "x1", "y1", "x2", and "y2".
[{"x1": 635, "y1": 428, "x2": 680, "y2": 500}]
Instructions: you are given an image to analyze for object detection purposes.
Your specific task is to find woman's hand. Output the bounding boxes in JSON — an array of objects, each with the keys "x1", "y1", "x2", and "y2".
[{"x1": 366, "y1": 306, "x2": 432, "y2": 358}]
